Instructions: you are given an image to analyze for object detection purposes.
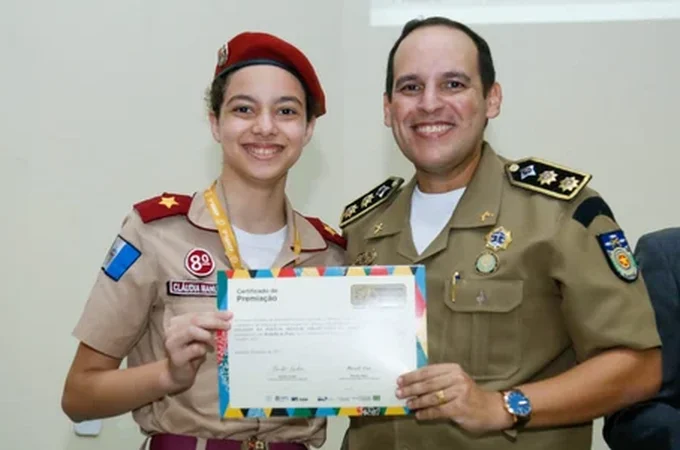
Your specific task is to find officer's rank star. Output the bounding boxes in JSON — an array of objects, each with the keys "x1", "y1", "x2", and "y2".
[
  {"x1": 373, "y1": 223, "x2": 384, "y2": 234},
  {"x1": 159, "y1": 196, "x2": 179, "y2": 209},
  {"x1": 559, "y1": 176, "x2": 580, "y2": 192},
  {"x1": 344, "y1": 204, "x2": 358, "y2": 219},
  {"x1": 339, "y1": 176, "x2": 404, "y2": 229},
  {"x1": 506, "y1": 157, "x2": 591, "y2": 201},
  {"x1": 361, "y1": 193, "x2": 375, "y2": 208},
  {"x1": 538, "y1": 170, "x2": 558, "y2": 186}
]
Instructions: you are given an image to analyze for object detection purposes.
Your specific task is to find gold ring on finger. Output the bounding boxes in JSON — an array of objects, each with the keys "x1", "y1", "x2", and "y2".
[{"x1": 435, "y1": 389, "x2": 446, "y2": 404}]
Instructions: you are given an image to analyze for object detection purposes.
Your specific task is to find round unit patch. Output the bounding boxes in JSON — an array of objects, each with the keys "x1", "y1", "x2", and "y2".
[
  {"x1": 184, "y1": 248, "x2": 216, "y2": 278},
  {"x1": 475, "y1": 251, "x2": 499, "y2": 274},
  {"x1": 611, "y1": 246, "x2": 638, "y2": 281}
]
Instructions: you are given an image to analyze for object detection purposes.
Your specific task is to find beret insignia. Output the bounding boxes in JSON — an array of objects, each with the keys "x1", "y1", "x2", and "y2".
[
  {"x1": 339, "y1": 177, "x2": 404, "y2": 228},
  {"x1": 505, "y1": 157, "x2": 591, "y2": 200},
  {"x1": 133, "y1": 193, "x2": 192, "y2": 223}
]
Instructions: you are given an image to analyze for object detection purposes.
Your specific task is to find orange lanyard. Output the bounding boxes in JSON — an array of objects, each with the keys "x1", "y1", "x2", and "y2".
[{"x1": 203, "y1": 182, "x2": 301, "y2": 269}]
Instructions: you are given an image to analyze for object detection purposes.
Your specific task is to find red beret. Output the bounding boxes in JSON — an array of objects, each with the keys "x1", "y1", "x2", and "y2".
[{"x1": 214, "y1": 32, "x2": 326, "y2": 118}]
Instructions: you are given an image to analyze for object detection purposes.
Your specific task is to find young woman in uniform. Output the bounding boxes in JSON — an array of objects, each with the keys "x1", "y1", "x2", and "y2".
[{"x1": 61, "y1": 31, "x2": 346, "y2": 450}]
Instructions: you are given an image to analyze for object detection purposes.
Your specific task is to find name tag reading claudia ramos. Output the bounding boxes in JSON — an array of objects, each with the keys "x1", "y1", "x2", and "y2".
[{"x1": 215, "y1": 265, "x2": 428, "y2": 419}]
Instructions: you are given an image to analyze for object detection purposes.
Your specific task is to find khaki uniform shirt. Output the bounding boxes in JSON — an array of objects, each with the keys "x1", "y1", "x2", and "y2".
[
  {"x1": 72, "y1": 182, "x2": 347, "y2": 448},
  {"x1": 339, "y1": 143, "x2": 660, "y2": 450}
]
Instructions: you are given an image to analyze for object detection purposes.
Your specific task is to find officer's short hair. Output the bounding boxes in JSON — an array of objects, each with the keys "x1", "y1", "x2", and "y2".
[{"x1": 384, "y1": 16, "x2": 496, "y2": 100}]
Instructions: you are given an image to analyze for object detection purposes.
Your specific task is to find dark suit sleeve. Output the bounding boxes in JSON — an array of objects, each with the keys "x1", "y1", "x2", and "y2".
[
  {"x1": 634, "y1": 231, "x2": 680, "y2": 401},
  {"x1": 603, "y1": 229, "x2": 680, "y2": 450},
  {"x1": 603, "y1": 403, "x2": 680, "y2": 449}
]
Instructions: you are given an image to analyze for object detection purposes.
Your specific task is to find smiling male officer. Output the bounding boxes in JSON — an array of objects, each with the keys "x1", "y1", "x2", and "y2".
[{"x1": 339, "y1": 16, "x2": 662, "y2": 450}]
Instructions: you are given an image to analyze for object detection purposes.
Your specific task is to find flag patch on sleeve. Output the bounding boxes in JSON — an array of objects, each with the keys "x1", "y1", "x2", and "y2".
[{"x1": 102, "y1": 235, "x2": 142, "y2": 281}]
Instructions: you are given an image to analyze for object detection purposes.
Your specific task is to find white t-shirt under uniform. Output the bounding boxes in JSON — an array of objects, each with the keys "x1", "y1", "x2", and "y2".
[
  {"x1": 409, "y1": 185, "x2": 466, "y2": 255},
  {"x1": 232, "y1": 225, "x2": 287, "y2": 269}
]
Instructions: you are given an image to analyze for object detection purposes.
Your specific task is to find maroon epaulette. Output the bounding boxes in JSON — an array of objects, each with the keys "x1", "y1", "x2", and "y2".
[
  {"x1": 305, "y1": 217, "x2": 347, "y2": 249},
  {"x1": 133, "y1": 192, "x2": 193, "y2": 223}
]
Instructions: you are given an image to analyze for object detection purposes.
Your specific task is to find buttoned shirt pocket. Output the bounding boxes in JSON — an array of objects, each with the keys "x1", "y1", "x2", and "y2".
[{"x1": 443, "y1": 278, "x2": 524, "y2": 381}]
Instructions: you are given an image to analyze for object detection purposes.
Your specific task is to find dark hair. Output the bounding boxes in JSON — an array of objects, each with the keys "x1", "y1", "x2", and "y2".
[
  {"x1": 206, "y1": 67, "x2": 315, "y2": 122},
  {"x1": 385, "y1": 16, "x2": 496, "y2": 100}
]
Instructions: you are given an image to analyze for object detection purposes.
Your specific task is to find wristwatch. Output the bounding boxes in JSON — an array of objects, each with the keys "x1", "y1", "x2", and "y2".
[{"x1": 501, "y1": 389, "x2": 532, "y2": 429}]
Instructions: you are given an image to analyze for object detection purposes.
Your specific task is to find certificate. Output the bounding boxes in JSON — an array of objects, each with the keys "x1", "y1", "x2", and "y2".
[{"x1": 215, "y1": 265, "x2": 428, "y2": 418}]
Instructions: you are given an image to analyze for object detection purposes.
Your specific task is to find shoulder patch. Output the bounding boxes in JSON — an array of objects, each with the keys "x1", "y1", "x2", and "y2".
[
  {"x1": 505, "y1": 157, "x2": 591, "y2": 201},
  {"x1": 339, "y1": 177, "x2": 404, "y2": 228},
  {"x1": 133, "y1": 192, "x2": 193, "y2": 223},
  {"x1": 305, "y1": 217, "x2": 347, "y2": 249},
  {"x1": 102, "y1": 235, "x2": 141, "y2": 281},
  {"x1": 596, "y1": 229, "x2": 639, "y2": 282},
  {"x1": 572, "y1": 196, "x2": 615, "y2": 228}
]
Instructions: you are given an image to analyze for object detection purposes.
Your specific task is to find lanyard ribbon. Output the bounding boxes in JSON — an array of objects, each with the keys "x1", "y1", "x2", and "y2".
[{"x1": 203, "y1": 182, "x2": 301, "y2": 269}]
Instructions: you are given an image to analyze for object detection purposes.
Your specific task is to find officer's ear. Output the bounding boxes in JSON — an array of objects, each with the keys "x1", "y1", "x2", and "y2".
[
  {"x1": 383, "y1": 92, "x2": 393, "y2": 128},
  {"x1": 485, "y1": 82, "x2": 502, "y2": 119}
]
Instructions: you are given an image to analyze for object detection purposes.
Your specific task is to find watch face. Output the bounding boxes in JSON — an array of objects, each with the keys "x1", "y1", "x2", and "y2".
[{"x1": 507, "y1": 390, "x2": 532, "y2": 417}]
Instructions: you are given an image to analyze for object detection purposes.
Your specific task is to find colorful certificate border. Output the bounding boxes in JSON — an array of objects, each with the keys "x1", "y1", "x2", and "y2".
[{"x1": 216, "y1": 265, "x2": 428, "y2": 418}]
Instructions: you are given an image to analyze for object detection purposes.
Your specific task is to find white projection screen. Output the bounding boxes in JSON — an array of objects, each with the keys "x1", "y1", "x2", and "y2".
[{"x1": 371, "y1": 0, "x2": 680, "y2": 25}]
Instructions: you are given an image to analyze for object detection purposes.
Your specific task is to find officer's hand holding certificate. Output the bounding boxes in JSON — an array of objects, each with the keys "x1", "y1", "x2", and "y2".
[{"x1": 215, "y1": 265, "x2": 428, "y2": 418}]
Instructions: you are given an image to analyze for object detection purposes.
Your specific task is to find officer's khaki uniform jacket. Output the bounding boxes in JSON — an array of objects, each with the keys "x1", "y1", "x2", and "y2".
[
  {"x1": 72, "y1": 182, "x2": 347, "y2": 448},
  {"x1": 340, "y1": 143, "x2": 660, "y2": 450}
]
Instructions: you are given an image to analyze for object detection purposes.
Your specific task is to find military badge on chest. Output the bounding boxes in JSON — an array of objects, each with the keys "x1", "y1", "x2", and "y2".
[
  {"x1": 475, "y1": 251, "x2": 499, "y2": 274},
  {"x1": 486, "y1": 226, "x2": 512, "y2": 251},
  {"x1": 167, "y1": 248, "x2": 218, "y2": 297},
  {"x1": 474, "y1": 226, "x2": 512, "y2": 275},
  {"x1": 354, "y1": 248, "x2": 378, "y2": 266},
  {"x1": 184, "y1": 247, "x2": 216, "y2": 277}
]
